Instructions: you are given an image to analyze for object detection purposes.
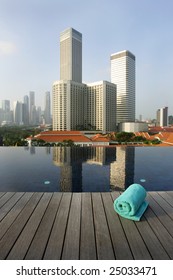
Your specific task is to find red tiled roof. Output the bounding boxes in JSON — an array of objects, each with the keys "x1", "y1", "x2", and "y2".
[
  {"x1": 34, "y1": 131, "x2": 92, "y2": 143},
  {"x1": 134, "y1": 131, "x2": 173, "y2": 145},
  {"x1": 91, "y1": 134, "x2": 110, "y2": 142}
]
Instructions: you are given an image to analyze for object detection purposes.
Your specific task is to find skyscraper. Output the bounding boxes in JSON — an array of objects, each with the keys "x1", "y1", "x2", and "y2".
[
  {"x1": 111, "y1": 50, "x2": 136, "y2": 124},
  {"x1": 60, "y1": 27, "x2": 82, "y2": 83},
  {"x1": 44, "y1": 91, "x2": 51, "y2": 124},
  {"x1": 13, "y1": 101, "x2": 23, "y2": 125},
  {"x1": 23, "y1": 95, "x2": 29, "y2": 125},
  {"x1": 29, "y1": 91, "x2": 35, "y2": 125}
]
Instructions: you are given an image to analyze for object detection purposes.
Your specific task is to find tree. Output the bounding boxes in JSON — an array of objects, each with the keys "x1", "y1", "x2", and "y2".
[{"x1": 115, "y1": 132, "x2": 135, "y2": 143}]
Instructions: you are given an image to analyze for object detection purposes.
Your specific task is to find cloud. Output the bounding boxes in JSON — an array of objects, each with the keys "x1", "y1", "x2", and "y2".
[{"x1": 0, "y1": 41, "x2": 16, "y2": 55}]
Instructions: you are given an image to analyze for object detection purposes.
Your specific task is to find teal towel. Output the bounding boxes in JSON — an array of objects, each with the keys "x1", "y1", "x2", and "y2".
[{"x1": 113, "y1": 183, "x2": 148, "y2": 221}]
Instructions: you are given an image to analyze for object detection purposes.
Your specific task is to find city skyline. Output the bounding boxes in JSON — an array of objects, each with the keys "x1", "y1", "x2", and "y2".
[
  {"x1": 53, "y1": 27, "x2": 117, "y2": 132},
  {"x1": 0, "y1": 0, "x2": 173, "y2": 119}
]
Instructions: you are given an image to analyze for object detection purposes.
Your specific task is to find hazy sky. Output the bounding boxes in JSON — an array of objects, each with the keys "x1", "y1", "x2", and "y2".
[{"x1": 0, "y1": 0, "x2": 173, "y2": 119}]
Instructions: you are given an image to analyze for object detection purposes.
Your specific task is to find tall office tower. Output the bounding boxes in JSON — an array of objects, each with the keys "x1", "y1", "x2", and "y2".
[
  {"x1": 156, "y1": 106, "x2": 168, "y2": 126},
  {"x1": 87, "y1": 81, "x2": 117, "y2": 132},
  {"x1": 111, "y1": 50, "x2": 136, "y2": 125},
  {"x1": 13, "y1": 101, "x2": 23, "y2": 125},
  {"x1": 36, "y1": 106, "x2": 42, "y2": 124},
  {"x1": 44, "y1": 91, "x2": 51, "y2": 124},
  {"x1": 53, "y1": 80, "x2": 86, "y2": 130},
  {"x1": 23, "y1": 95, "x2": 29, "y2": 125},
  {"x1": 1, "y1": 100, "x2": 10, "y2": 112},
  {"x1": 29, "y1": 91, "x2": 35, "y2": 125},
  {"x1": 0, "y1": 100, "x2": 11, "y2": 124},
  {"x1": 60, "y1": 28, "x2": 82, "y2": 83}
]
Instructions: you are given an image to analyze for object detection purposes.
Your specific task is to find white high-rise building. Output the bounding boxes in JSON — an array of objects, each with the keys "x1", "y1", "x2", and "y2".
[
  {"x1": 87, "y1": 81, "x2": 116, "y2": 132},
  {"x1": 53, "y1": 80, "x2": 86, "y2": 130},
  {"x1": 60, "y1": 28, "x2": 82, "y2": 83},
  {"x1": 156, "y1": 106, "x2": 168, "y2": 126},
  {"x1": 111, "y1": 50, "x2": 136, "y2": 125}
]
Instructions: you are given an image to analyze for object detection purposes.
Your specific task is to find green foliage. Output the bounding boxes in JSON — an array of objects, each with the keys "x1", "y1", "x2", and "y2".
[
  {"x1": 0, "y1": 127, "x2": 42, "y2": 146},
  {"x1": 115, "y1": 132, "x2": 135, "y2": 142},
  {"x1": 151, "y1": 139, "x2": 161, "y2": 145},
  {"x1": 133, "y1": 135, "x2": 146, "y2": 142}
]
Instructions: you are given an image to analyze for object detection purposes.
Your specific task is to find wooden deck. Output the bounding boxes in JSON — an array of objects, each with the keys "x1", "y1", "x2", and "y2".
[{"x1": 0, "y1": 191, "x2": 173, "y2": 260}]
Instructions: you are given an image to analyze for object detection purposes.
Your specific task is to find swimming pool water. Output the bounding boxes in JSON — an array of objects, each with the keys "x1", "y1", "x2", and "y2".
[{"x1": 0, "y1": 146, "x2": 173, "y2": 192}]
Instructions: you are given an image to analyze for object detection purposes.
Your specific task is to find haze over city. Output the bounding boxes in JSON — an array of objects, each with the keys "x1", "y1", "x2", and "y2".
[{"x1": 0, "y1": 0, "x2": 173, "y2": 119}]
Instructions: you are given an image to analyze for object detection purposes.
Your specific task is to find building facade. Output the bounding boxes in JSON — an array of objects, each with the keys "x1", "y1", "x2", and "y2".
[
  {"x1": 53, "y1": 80, "x2": 116, "y2": 132},
  {"x1": 111, "y1": 50, "x2": 136, "y2": 125},
  {"x1": 53, "y1": 80, "x2": 86, "y2": 130},
  {"x1": 60, "y1": 28, "x2": 82, "y2": 83},
  {"x1": 87, "y1": 81, "x2": 116, "y2": 132}
]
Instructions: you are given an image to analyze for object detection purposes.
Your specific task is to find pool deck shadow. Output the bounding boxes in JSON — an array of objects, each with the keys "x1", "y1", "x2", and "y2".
[{"x1": 0, "y1": 191, "x2": 173, "y2": 260}]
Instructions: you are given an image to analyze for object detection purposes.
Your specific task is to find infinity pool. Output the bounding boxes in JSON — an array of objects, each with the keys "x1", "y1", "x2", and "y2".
[{"x1": 0, "y1": 146, "x2": 173, "y2": 192}]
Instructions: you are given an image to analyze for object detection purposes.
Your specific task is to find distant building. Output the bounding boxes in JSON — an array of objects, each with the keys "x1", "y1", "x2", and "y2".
[
  {"x1": 111, "y1": 50, "x2": 136, "y2": 125},
  {"x1": 13, "y1": 101, "x2": 23, "y2": 125},
  {"x1": 118, "y1": 122, "x2": 148, "y2": 132},
  {"x1": 29, "y1": 91, "x2": 36, "y2": 125},
  {"x1": 0, "y1": 100, "x2": 12, "y2": 124},
  {"x1": 60, "y1": 27, "x2": 82, "y2": 83},
  {"x1": 23, "y1": 95, "x2": 29, "y2": 125},
  {"x1": 44, "y1": 91, "x2": 51, "y2": 124},
  {"x1": 156, "y1": 107, "x2": 168, "y2": 126}
]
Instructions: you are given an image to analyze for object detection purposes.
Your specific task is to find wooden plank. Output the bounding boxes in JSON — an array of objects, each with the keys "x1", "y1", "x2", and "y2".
[
  {"x1": 44, "y1": 193, "x2": 72, "y2": 260},
  {"x1": 166, "y1": 191, "x2": 173, "y2": 199},
  {"x1": 0, "y1": 192, "x2": 33, "y2": 240},
  {"x1": 80, "y1": 193, "x2": 96, "y2": 260},
  {"x1": 0, "y1": 193, "x2": 6, "y2": 199},
  {"x1": 103, "y1": 192, "x2": 133, "y2": 260},
  {"x1": 111, "y1": 192, "x2": 151, "y2": 260},
  {"x1": 159, "y1": 192, "x2": 173, "y2": 207},
  {"x1": 7, "y1": 193, "x2": 53, "y2": 260},
  {"x1": 0, "y1": 192, "x2": 43, "y2": 260},
  {"x1": 147, "y1": 194, "x2": 173, "y2": 236},
  {"x1": 0, "y1": 193, "x2": 15, "y2": 208},
  {"x1": 61, "y1": 193, "x2": 81, "y2": 260},
  {"x1": 0, "y1": 192, "x2": 24, "y2": 222},
  {"x1": 25, "y1": 193, "x2": 62, "y2": 260},
  {"x1": 135, "y1": 216, "x2": 170, "y2": 260},
  {"x1": 144, "y1": 206, "x2": 173, "y2": 259},
  {"x1": 92, "y1": 192, "x2": 115, "y2": 260}
]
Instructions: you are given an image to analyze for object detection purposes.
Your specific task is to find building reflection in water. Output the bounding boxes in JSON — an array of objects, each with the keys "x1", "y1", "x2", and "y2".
[
  {"x1": 110, "y1": 147, "x2": 135, "y2": 190},
  {"x1": 52, "y1": 146, "x2": 135, "y2": 192}
]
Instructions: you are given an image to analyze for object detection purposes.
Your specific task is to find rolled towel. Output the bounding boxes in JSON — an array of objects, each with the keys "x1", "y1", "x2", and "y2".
[{"x1": 113, "y1": 183, "x2": 148, "y2": 221}]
